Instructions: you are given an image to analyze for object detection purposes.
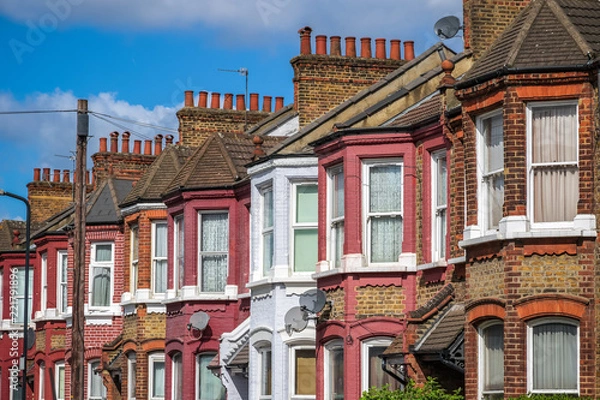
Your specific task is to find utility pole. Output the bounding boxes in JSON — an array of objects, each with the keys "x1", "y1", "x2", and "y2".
[{"x1": 71, "y1": 99, "x2": 88, "y2": 400}]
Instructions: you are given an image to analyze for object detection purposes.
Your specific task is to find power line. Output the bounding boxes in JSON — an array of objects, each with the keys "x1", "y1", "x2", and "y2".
[
  {"x1": 0, "y1": 109, "x2": 77, "y2": 115},
  {"x1": 89, "y1": 113, "x2": 154, "y2": 141},
  {"x1": 88, "y1": 111, "x2": 178, "y2": 133}
]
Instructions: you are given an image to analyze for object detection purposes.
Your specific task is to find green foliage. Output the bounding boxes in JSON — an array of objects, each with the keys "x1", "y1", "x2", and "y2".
[
  {"x1": 360, "y1": 377, "x2": 463, "y2": 400},
  {"x1": 508, "y1": 395, "x2": 592, "y2": 400}
]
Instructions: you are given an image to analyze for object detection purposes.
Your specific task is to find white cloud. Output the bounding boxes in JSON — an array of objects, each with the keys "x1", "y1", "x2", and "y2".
[{"x1": 1, "y1": 0, "x2": 462, "y2": 47}]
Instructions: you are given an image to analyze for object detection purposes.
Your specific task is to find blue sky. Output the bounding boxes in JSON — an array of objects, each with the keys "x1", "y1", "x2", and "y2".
[{"x1": 0, "y1": 0, "x2": 462, "y2": 220}]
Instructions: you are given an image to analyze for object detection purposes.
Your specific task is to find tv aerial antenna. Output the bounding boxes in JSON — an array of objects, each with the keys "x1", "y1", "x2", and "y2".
[
  {"x1": 433, "y1": 16, "x2": 463, "y2": 40},
  {"x1": 218, "y1": 67, "x2": 249, "y2": 130},
  {"x1": 55, "y1": 151, "x2": 77, "y2": 199},
  {"x1": 187, "y1": 311, "x2": 210, "y2": 339}
]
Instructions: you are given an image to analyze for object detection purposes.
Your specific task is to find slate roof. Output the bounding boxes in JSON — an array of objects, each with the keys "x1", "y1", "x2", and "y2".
[
  {"x1": 245, "y1": 104, "x2": 298, "y2": 137},
  {"x1": 121, "y1": 145, "x2": 194, "y2": 207},
  {"x1": 412, "y1": 303, "x2": 465, "y2": 354},
  {"x1": 459, "y1": 0, "x2": 600, "y2": 87},
  {"x1": 0, "y1": 220, "x2": 26, "y2": 252},
  {"x1": 165, "y1": 132, "x2": 282, "y2": 194},
  {"x1": 387, "y1": 94, "x2": 442, "y2": 128},
  {"x1": 86, "y1": 178, "x2": 133, "y2": 224}
]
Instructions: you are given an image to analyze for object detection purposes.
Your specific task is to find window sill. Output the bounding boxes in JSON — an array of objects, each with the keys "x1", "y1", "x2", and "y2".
[
  {"x1": 33, "y1": 308, "x2": 68, "y2": 322},
  {"x1": 163, "y1": 285, "x2": 240, "y2": 303},
  {"x1": 313, "y1": 253, "x2": 417, "y2": 279}
]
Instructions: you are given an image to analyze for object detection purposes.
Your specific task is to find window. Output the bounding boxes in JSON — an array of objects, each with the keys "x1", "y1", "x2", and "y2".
[
  {"x1": 149, "y1": 354, "x2": 165, "y2": 400},
  {"x1": 11, "y1": 266, "x2": 32, "y2": 324},
  {"x1": 292, "y1": 183, "x2": 318, "y2": 272},
  {"x1": 172, "y1": 353, "x2": 182, "y2": 400},
  {"x1": 131, "y1": 225, "x2": 139, "y2": 293},
  {"x1": 0, "y1": 269, "x2": 3, "y2": 321},
  {"x1": 262, "y1": 187, "x2": 274, "y2": 275},
  {"x1": 198, "y1": 212, "x2": 228, "y2": 293},
  {"x1": 528, "y1": 318, "x2": 579, "y2": 394},
  {"x1": 174, "y1": 215, "x2": 184, "y2": 292},
  {"x1": 57, "y1": 251, "x2": 68, "y2": 314},
  {"x1": 361, "y1": 338, "x2": 399, "y2": 392},
  {"x1": 479, "y1": 321, "x2": 504, "y2": 400},
  {"x1": 291, "y1": 347, "x2": 316, "y2": 398},
  {"x1": 432, "y1": 151, "x2": 447, "y2": 262},
  {"x1": 528, "y1": 102, "x2": 578, "y2": 224},
  {"x1": 88, "y1": 360, "x2": 106, "y2": 400},
  {"x1": 127, "y1": 354, "x2": 136, "y2": 400},
  {"x1": 55, "y1": 362, "x2": 65, "y2": 400},
  {"x1": 39, "y1": 362, "x2": 45, "y2": 400},
  {"x1": 196, "y1": 353, "x2": 225, "y2": 400},
  {"x1": 325, "y1": 341, "x2": 344, "y2": 400},
  {"x1": 363, "y1": 160, "x2": 403, "y2": 264},
  {"x1": 328, "y1": 166, "x2": 344, "y2": 269},
  {"x1": 259, "y1": 348, "x2": 272, "y2": 399},
  {"x1": 477, "y1": 111, "x2": 504, "y2": 233},
  {"x1": 90, "y1": 243, "x2": 113, "y2": 308},
  {"x1": 41, "y1": 253, "x2": 48, "y2": 314},
  {"x1": 152, "y1": 221, "x2": 168, "y2": 295}
]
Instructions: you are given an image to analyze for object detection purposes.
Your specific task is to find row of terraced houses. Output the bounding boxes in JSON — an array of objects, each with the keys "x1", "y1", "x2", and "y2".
[{"x1": 3, "y1": 0, "x2": 600, "y2": 399}]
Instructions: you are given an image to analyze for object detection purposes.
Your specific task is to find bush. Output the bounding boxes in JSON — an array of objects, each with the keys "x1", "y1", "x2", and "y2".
[
  {"x1": 509, "y1": 395, "x2": 592, "y2": 400},
  {"x1": 360, "y1": 377, "x2": 463, "y2": 400}
]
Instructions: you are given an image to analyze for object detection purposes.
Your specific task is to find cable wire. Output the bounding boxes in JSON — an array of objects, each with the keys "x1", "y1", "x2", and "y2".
[
  {"x1": 0, "y1": 109, "x2": 77, "y2": 115},
  {"x1": 88, "y1": 111, "x2": 178, "y2": 133}
]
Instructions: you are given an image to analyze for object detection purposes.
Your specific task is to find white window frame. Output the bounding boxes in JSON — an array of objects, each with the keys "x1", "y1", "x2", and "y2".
[
  {"x1": 174, "y1": 215, "x2": 184, "y2": 293},
  {"x1": 196, "y1": 352, "x2": 225, "y2": 400},
  {"x1": 324, "y1": 340, "x2": 344, "y2": 400},
  {"x1": 40, "y1": 253, "x2": 48, "y2": 315},
  {"x1": 291, "y1": 182, "x2": 318, "y2": 273},
  {"x1": 289, "y1": 346, "x2": 316, "y2": 399},
  {"x1": 327, "y1": 165, "x2": 344, "y2": 269},
  {"x1": 258, "y1": 347, "x2": 272, "y2": 399},
  {"x1": 88, "y1": 360, "x2": 106, "y2": 400},
  {"x1": 477, "y1": 110, "x2": 504, "y2": 234},
  {"x1": 56, "y1": 251, "x2": 68, "y2": 315},
  {"x1": 360, "y1": 337, "x2": 399, "y2": 392},
  {"x1": 261, "y1": 186, "x2": 274, "y2": 276},
  {"x1": 38, "y1": 361, "x2": 45, "y2": 400},
  {"x1": 478, "y1": 320, "x2": 504, "y2": 400},
  {"x1": 148, "y1": 353, "x2": 165, "y2": 400},
  {"x1": 172, "y1": 352, "x2": 182, "y2": 400},
  {"x1": 431, "y1": 151, "x2": 447, "y2": 262},
  {"x1": 526, "y1": 101, "x2": 579, "y2": 228},
  {"x1": 89, "y1": 242, "x2": 114, "y2": 309},
  {"x1": 362, "y1": 159, "x2": 403, "y2": 266},
  {"x1": 527, "y1": 317, "x2": 580, "y2": 395},
  {"x1": 197, "y1": 211, "x2": 229, "y2": 293},
  {"x1": 127, "y1": 353, "x2": 136, "y2": 400},
  {"x1": 0, "y1": 268, "x2": 3, "y2": 321},
  {"x1": 130, "y1": 225, "x2": 139, "y2": 294},
  {"x1": 11, "y1": 266, "x2": 32, "y2": 324},
  {"x1": 151, "y1": 221, "x2": 168, "y2": 296},
  {"x1": 55, "y1": 362, "x2": 65, "y2": 400}
]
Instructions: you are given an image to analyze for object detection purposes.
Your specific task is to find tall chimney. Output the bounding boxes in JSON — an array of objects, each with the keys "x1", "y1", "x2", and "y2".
[
  {"x1": 110, "y1": 132, "x2": 119, "y2": 152},
  {"x1": 275, "y1": 97, "x2": 284, "y2": 112},
  {"x1": 223, "y1": 93, "x2": 233, "y2": 110},
  {"x1": 99, "y1": 137, "x2": 108, "y2": 152},
  {"x1": 236, "y1": 94, "x2": 246, "y2": 111},
  {"x1": 122, "y1": 131, "x2": 130, "y2": 153},
  {"x1": 250, "y1": 93, "x2": 259, "y2": 111},
  {"x1": 263, "y1": 96, "x2": 272, "y2": 112},
  {"x1": 299, "y1": 26, "x2": 313, "y2": 55}
]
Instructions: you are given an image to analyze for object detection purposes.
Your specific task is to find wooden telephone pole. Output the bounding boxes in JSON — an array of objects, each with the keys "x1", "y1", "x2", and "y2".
[{"x1": 71, "y1": 99, "x2": 88, "y2": 399}]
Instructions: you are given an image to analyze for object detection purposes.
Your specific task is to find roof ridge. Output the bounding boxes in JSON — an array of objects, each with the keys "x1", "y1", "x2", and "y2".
[{"x1": 215, "y1": 133, "x2": 242, "y2": 181}]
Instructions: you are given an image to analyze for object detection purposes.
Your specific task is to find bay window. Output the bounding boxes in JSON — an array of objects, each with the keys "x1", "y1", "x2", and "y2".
[
  {"x1": 292, "y1": 183, "x2": 318, "y2": 272},
  {"x1": 479, "y1": 321, "x2": 504, "y2": 400},
  {"x1": 196, "y1": 353, "x2": 225, "y2": 400},
  {"x1": 363, "y1": 159, "x2": 403, "y2": 264},
  {"x1": 477, "y1": 111, "x2": 504, "y2": 233},
  {"x1": 262, "y1": 187, "x2": 274, "y2": 275},
  {"x1": 152, "y1": 221, "x2": 168, "y2": 295},
  {"x1": 90, "y1": 242, "x2": 113, "y2": 308},
  {"x1": 528, "y1": 102, "x2": 578, "y2": 225},
  {"x1": 198, "y1": 212, "x2": 228, "y2": 292},
  {"x1": 528, "y1": 318, "x2": 579, "y2": 394},
  {"x1": 328, "y1": 166, "x2": 344, "y2": 269},
  {"x1": 432, "y1": 151, "x2": 447, "y2": 262}
]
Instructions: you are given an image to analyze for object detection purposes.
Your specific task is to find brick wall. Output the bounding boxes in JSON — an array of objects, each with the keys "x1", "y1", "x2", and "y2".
[
  {"x1": 355, "y1": 285, "x2": 405, "y2": 319},
  {"x1": 463, "y1": 0, "x2": 531, "y2": 59}
]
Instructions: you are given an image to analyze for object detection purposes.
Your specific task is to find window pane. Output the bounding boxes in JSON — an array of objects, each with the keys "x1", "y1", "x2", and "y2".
[
  {"x1": 60, "y1": 253, "x2": 68, "y2": 313},
  {"x1": 532, "y1": 106, "x2": 577, "y2": 164},
  {"x1": 368, "y1": 346, "x2": 399, "y2": 390},
  {"x1": 484, "y1": 116, "x2": 503, "y2": 172},
  {"x1": 152, "y1": 361, "x2": 165, "y2": 398},
  {"x1": 202, "y1": 214, "x2": 228, "y2": 252},
  {"x1": 370, "y1": 216, "x2": 402, "y2": 263},
  {"x1": 131, "y1": 227, "x2": 139, "y2": 260},
  {"x1": 173, "y1": 354, "x2": 182, "y2": 400},
  {"x1": 483, "y1": 324, "x2": 504, "y2": 392},
  {"x1": 263, "y1": 231, "x2": 273, "y2": 273},
  {"x1": 90, "y1": 361, "x2": 106, "y2": 398},
  {"x1": 261, "y1": 350, "x2": 272, "y2": 396},
  {"x1": 57, "y1": 366, "x2": 65, "y2": 400},
  {"x1": 154, "y1": 260, "x2": 167, "y2": 294},
  {"x1": 369, "y1": 165, "x2": 401, "y2": 213},
  {"x1": 333, "y1": 222, "x2": 344, "y2": 269},
  {"x1": 198, "y1": 354, "x2": 225, "y2": 400},
  {"x1": 482, "y1": 114, "x2": 504, "y2": 230},
  {"x1": 202, "y1": 255, "x2": 228, "y2": 292},
  {"x1": 329, "y1": 348, "x2": 344, "y2": 400},
  {"x1": 436, "y1": 156, "x2": 447, "y2": 207},
  {"x1": 533, "y1": 322, "x2": 577, "y2": 391},
  {"x1": 92, "y1": 267, "x2": 111, "y2": 307},
  {"x1": 295, "y1": 349, "x2": 316, "y2": 395},
  {"x1": 263, "y1": 189, "x2": 273, "y2": 229},
  {"x1": 333, "y1": 170, "x2": 344, "y2": 219},
  {"x1": 154, "y1": 223, "x2": 167, "y2": 257},
  {"x1": 95, "y1": 244, "x2": 112, "y2": 262},
  {"x1": 294, "y1": 229, "x2": 317, "y2": 272},
  {"x1": 296, "y1": 185, "x2": 318, "y2": 223}
]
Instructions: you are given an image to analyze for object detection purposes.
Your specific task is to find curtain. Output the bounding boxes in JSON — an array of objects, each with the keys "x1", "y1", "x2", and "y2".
[
  {"x1": 95, "y1": 244, "x2": 112, "y2": 262},
  {"x1": 532, "y1": 322, "x2": 577, "y2": 391},
  {"x1": 152, "y1": 361, "x2": 165, "y2": 398},
  {"x1": 198, "y1": 354, "x2": 225, "y2": 400},
  {"x1": 369, "y1": 165, "x2": 402, "y2": 263},
  {"x1": 483, "y1": 324, "x2": 504, "y2": 392},
  {"x1": 532, "y1": 105, "x2": 577, "y2": 222},
  {"x1": 176, "y1": 217, "x2": 185, "y2": 289},
  {"x1": 201, "y1": 213, "x2": 228, "y2": 292},
  {"x1": 295, "y1": 349, "x2": 316, "y2": 395},
  {"x1": 484, "y1": 114, "x2": 504, "y2": 229},
  {"x1": 14, "y1": 268, "x2": 32, "y2": 323},
  {"x1": 154, "y1": 223, "x2": 167, "y2": 293},
  {"x1": 92, "y1": 267, "x2": 111, "y2": 307}
]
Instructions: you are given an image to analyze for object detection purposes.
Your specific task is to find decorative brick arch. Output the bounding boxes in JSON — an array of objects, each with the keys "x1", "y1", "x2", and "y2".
[
  {"x1": 466, "y1": 298, "x2": 506, "y2": 324},
  {"x1": 514, "y1": 293, "x2": 589, "y2": 321}
]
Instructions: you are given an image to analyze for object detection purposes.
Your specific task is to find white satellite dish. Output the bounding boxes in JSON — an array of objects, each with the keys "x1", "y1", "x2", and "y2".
[
  {"x1": 284, "y1": 306, "x2": 308, "y2": 335},
  {"x1": 188, "y1": 311, "x2": 210, "y2": 331},
  {"x1": 299, "y1": 289, "x2": 327, "y2": 313},
  {"x1": 434, "y1": 16, "x2": 462, "y2": 40}
]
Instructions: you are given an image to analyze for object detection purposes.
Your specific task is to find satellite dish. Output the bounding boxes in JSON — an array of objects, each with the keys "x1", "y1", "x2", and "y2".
[
  {"x1": 300, "y1": 289, "x2": 327, "y2": 313},
  {"x1": 284, "y1": 306, "x2": 308, "y2": 335},
  {"x1": 434, "y1": 16, "x2": 462, "y2": 40},
  {"x1": 188, "y1": 311, "x2": 210, "y2": 331}
]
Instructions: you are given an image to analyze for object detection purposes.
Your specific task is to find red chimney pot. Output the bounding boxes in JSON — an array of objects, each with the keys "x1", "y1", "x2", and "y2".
[
  {"x1": 375, "y1": 38, "x2": 386, "y2": 59},
  {"x1": 210, "y1": 92, "x2": 220, "y2": 109},
  {"x1": 184, "y1": 90, "x2": 194, "y2": 107},
  {"x1": 198, "y1": 91, "x2": 208, "y2": 108},
  {"x1": 390, "y1": 39, "x2": 401, "y2": 60},
  {"x1": 43, "y1": 168, "x2": 50, "y2": 181},
  {"x1": 223, "y1": 93, "x2": 233, "y2": 110},
  {"x1": 404, "y1": 41, "x2": 415, "y2": 61},
  {"x1": 236, "y1": 94, "x2": 246, "y2": 111},
  {"x1": 144, "y1": 140, "x2": 152, "y2": 155},
  {"x1": 316, "y1": 35, "x2": 327, "y2": 55},
  {"x1": 345, "y1": 37, "x2": 356, "y2": 57},
  {"x1": 299, "y1": 26, "x2": 313, "y2": 55},
  {"x1": 99, "y1": 137, "x2": 108, "y2": 152},
  {"x1": 275, "y1": 96, "x2": 284, "y2": 111},
  {"x1": 122, "y1": 131, "x2": 131, "y2": 153},
  {"x1": 110, "y1": 132, "x2": 119, "y2": 152},
  {"x1": 154, "y1": 134, "x2": 163, "y2": 155},
  {"x1": 250, "y1": 93, "x2": 259, "y2": 111},
  {"x1": 330, "y1": 36, "x2": 341, "y2": 56},
  {"x1": 360, "y1": 37, "x2": 372, "y2": 58},
  {"x1": 63, "y1": 170, "x2": 70, "y2": 183},
  {"x1": 133, "y1": 140, "x2": 141, "y2": 154},
  {"x1": 263, "y1": 96, "x2": 272, "y2": 112},
  {"x1": 33, "y1": 168, "x2": 41, "y2": 181}
]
